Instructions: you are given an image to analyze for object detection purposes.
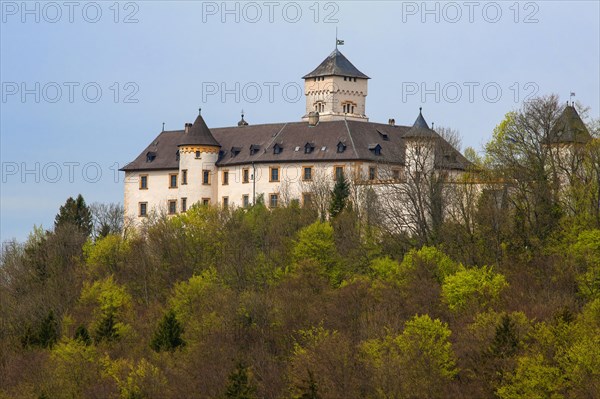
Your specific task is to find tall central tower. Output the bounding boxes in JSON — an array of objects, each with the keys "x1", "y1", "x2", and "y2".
[{"x1": 302, "y1": 48, "x2": 370, "y2": 122}]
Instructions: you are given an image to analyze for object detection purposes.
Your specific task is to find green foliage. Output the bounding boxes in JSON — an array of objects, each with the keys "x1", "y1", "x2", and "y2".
[
  {"x1": 571, "y1": 230, "x2": 600, "y2": 301},
  {"x1": 292, "y1": 222, "x2": 340, "y2": 283},
  {"x1": 329, "y1": 175, "x2": 350, "y2": 218},
  {"x1": 497, "y1": 354, "x2": 566, "y2": 399},
  {"x1": 150, "y1": 309, "x2": 185, "y2": 352},
  {"x1": 54, "y1": 194, "x2": 93, "y2": 236},
  {"x1": 79, "y1": 276, "x2": 132, "y2": 343},
  {"x1": 74, "y1": 325, "x2": 92, "y2": 346},
  {"x1": 362, "y1": 314, "x2": 457, "y2": 398},
  {"x1": 399, "y1": 245, "x2": 459, "y2": 283},
  {"x1": 225, "y1": 363, "x2": 257, "y2": 399},
  {"x1": 84, "y1": 234, "x2": 129, "y2": 277},
  {"x1": 490, "y1": 315, "x2": 520, "y2": 359},
  {"x1": 442, "y1": 265, "x2": 508, "y2": 312},
  {"x1": 368, "y1": 256, "x2": 400, "y2": 283}
]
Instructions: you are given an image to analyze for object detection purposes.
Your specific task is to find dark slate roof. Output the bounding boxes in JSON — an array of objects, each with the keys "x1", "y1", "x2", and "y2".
[
  {"x1": 121, "y1": 119, "x2": 471, "y2": 172},
  {"x1": 121, "y1": 130, "x2": 182, "y2": 171},
  {"x1": 302, "y1": 49, "x2": 370, "y2": 79},
  {"x1": 178, "y1": 114, "x2": 220, "y2": 147},
  {"x1": 404, "y1": 108, "x2": 438, "y2": 139},
  {"x1": 547, "y1": 105, "x2": 592, "y2": 144}
]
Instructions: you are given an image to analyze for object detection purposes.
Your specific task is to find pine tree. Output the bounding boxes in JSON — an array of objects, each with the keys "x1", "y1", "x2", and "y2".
[
  {"x1": 74, "y1": 325, "x2": 92, "y2": 346},
  {"x1": 329, "y1": 175, "x2": 350, "y2": 218},
  {"x1": 37, "y1": 310, "x2": 59, "y2": 348},
  {"x1": 54, "y1": 194, "x2": 93, "y2": 236},
  {"x1": 225, "y1": 362, "x2": 257, "y2": 399},
  {"x1": 150, "y1": 310, "x2": 185, "y2": 352},
  {"x1": 94, "y1": 312, "x2": 119, "y2": 343},
  {"x1": 490, "y1": 314, "x2": 519, "y2": 359}
]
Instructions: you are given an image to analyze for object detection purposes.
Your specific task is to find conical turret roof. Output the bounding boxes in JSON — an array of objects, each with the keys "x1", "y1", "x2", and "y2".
[
  {"x1": 404, "y1": 108, "x2": 438, "y2": 138},
  {"x1": 179, "y1": 114, "x2": 220, "y2": 147},
  {"x1": 302, "y1": 49, "x2": 369, "y2": 79},
  {"x1": 547, "y1": 105, "x2": 592, "y2": 144}
]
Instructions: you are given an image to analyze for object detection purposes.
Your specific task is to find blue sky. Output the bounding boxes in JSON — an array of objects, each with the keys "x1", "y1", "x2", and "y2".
[{"x1": 1, "y1": 0, "x2": 599, "y2": 242}]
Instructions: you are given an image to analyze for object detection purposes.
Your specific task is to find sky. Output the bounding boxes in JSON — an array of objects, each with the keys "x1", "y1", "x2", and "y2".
[{"x1": 1, "y1": 0, "x2": 599, "y2": 242}]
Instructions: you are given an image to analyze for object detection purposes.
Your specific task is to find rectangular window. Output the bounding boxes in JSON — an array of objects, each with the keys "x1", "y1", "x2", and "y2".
[
  {"x1": 202, "y1": 198, "x2": 210, "y2": 206},
  {"x1": 302, "y1": 192, "x2": 313, "y2": 207},
  {"x1": 139, "y1": 202, "x2": 147, "y2": 217},
  {"x1": 392, "y1": 169, "x2": 401, "y2": 181},
  {"x1": 242, "y1": 168, "x2": 250, "y2": 183},
  {"x1": 169, "y1": 174, "x2": 178, "y2": 188},
  {"x1": 181, "y1": 197, "x2": 187, "y2": 212},
  {"x1": 139, "y1": 174, "x2": 148, "y2": 190},
  {"x1": 270, "y1": 167, "x2": 280, "y2": 182},
  {"x1": 303, "y1": 166, "x2": 312, "y2": 181},
  {"x1": 222, "y1": 196, "x2": 229, "y2": 208},
  {"x1": 269, "y1": 193, "x2": 279, "y2": 208},
  {"x1": 202, "y1": 170, "x2": 210, "y2": 185},
  {"x1": 195, "y1": 151, "x2": 201, "y2": 159},
  {"x1": 168, "y1": 200, "x2": 177, "y2": 215},
  {"x1": 335, "y1": 166, "x2": 344, "y2": 180},
  {"x1": 369, "y1": 166, "x2": 377, "y2": 181},
  {"x1": 181, "y1": 169, "x2": 188, "y2": 185},
  {"x1": 222, "y1": 170, "x2": 229, "y2": 185},
  {"x1": 242, "y1": 194, "x2": 250, "y2": 208}
]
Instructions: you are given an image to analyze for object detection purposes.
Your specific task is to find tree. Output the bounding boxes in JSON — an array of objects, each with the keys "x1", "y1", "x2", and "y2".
[
  {"x1": 292, "y1": 222, "x2": 340, "y2": 283},
  {"x1": 74, "y1": 325, "x2": 92, "y2": 346},
  {"x1": 329, "y1": 175, "x2": 350, "y2": 218},
  {"x1": 225, "y1": 362, "x2": 257, "y2": 399},
  {"x1": 361, "y1": 314, "x2": 457, "y2": 398},
  {"x1": 55, "y1": 194, "x2": 93, "y2": 236},
  {"x1": 441, "y1": 265, "x2": 508, "y2": 312},
  {"x1": 485, "y1": 95, "x2": 564, "y2": 245},
  {"x1": 89, "y1": 202, "x2": 125, "y2": 239},
  {"x1": 150, "y1": 309, "x2": 185, "y2": 352}
]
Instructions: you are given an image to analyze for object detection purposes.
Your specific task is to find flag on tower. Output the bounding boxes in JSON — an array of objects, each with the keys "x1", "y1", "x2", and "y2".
[{"x1": 337, "y1": 39, "x2": 345, "y2": 45}]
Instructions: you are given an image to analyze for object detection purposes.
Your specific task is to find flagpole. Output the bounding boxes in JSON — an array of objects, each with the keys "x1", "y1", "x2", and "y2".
[{"x1": 335, "y1": 27, "x2": 338, "y2": 49}]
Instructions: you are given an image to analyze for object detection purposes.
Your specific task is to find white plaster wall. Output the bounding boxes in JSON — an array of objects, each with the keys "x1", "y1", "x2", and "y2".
[
  {"x1": 304, "y1": 76, "x2": 368, "y2": 121},
  {"x1": 124, "y1": 170, "x2": 180, "y2": 221}
]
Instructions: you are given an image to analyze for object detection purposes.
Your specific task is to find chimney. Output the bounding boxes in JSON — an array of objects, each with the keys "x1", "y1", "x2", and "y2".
[
  {"x1": 308, "y1": 111, "x2": 319, "y2": 126},
  {"x1": 184, "y1": 123, "x2": 192, "y2": 134},
  {"x1": 388, "y1": 118, "x2": 395, "y2": 126}
]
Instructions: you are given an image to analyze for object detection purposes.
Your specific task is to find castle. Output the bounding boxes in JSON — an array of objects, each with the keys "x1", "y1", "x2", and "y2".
[{"x1": 120, "y1": 48, "x2": 481, "y2": 222}]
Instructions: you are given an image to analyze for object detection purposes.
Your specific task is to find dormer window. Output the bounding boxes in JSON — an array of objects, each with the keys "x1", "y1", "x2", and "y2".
[
  {"x1": 250, "y1": 144, "x2": 260, "y2": 156},
  {"x1": 304, "y1": 142, "x2": 315, "y2": 154},
  {"x1": 176, "y1": 150, "x2": 180, "y2": 161},
  {"x1": 231, "y1": 147, "x2": 241, "y2": 157},
  {"x1": 337, "y1": 142, "x2": 346, "y2": 153},
  {"x1": 146, "y1": 151, "x2": 156, "y2": 163},
  {"x1": 377, "y1": 130, "x2": 389, "y2": 141},
  {"x1": 369, "y1": 144, "x2": 382, "y2": 156},
  {"x1": 273, "y1": 144, "x2": 283, "y2": 155}
]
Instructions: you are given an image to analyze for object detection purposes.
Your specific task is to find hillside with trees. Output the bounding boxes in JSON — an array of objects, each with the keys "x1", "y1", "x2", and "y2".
[{"x1": 1, "y1": 96, "x2": 599, "y2": 398}]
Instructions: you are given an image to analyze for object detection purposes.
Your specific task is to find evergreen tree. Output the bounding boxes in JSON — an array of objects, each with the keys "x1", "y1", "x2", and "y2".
[
  {"x1": 490, "y1": 315, "x2": 519, "y2": 359},
  {"x1": 225, "y1": 362, "x2": 257, "y2": 399},
  {"x1": 94, "y1": 312, "x2": 119, "y2": 343},
  {"x1": 329, "y1": 175, "x2": 350, "y2": 218},
  {"x1": 37, "y1": 310, "x2": 59, "y2": 348},
  {"x1": 54, "y1": 194, "x2": 93, "y2": 236},
  {"x1": 150, "y1": 309, "x2": 185, "y2": 352},
  {"x1": 74, "y1": 325, "x2": 92, "y2": 346}
]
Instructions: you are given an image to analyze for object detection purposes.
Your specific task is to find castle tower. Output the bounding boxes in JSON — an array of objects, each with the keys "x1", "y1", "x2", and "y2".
[
  {"x1": 302, "y1": 48, "x2": 370, "y2": 122},
  {"x1": 177, "y1": 112, "x2": 221, "y2": 207},
  {"x1": 403, "y1": 108, "x2": 438, "y2": 173}
]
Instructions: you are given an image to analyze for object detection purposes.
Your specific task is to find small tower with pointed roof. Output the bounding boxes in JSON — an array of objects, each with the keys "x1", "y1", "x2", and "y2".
[
  {"x1": 404, "y1": 108, "x2": 439, "y2": 173},
  {"x1": 178, "y1": 111, "x2": 221, "y2": 206},
  {"x1": 302, "y1": 48, "x2": 369, "y2": 122}
]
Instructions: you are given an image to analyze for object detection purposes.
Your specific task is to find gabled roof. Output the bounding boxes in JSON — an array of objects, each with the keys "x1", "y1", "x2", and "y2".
[
  {"x1": 302, "y1": 49, "x2": 370, "y2": 79},
  {"x1": 178, "y1": 114, "x2": 220, "y2": 147},
  {"x1": 547, "y1": 105, "x2": 592, "y2": 144}
]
